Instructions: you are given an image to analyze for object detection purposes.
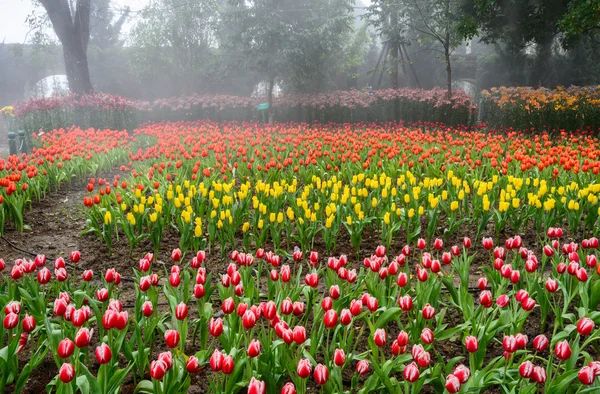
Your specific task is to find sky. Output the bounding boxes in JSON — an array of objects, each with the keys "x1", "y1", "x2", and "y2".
[{"x1": 0, "y1": 0, "x2": 371, "y2": 44}]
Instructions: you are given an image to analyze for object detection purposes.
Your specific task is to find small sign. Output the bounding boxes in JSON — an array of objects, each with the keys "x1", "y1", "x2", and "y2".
[{"x1": 257, "y1": 103, "x2": 269, "y2": 110}]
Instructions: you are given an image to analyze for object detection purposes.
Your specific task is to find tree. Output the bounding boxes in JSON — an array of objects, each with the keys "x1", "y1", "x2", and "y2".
[
  {"x1": 89, "y1": 0, "x2": 130, "y2": 49},
  {"x1": 367, "y1": 0, "x2": 464, "y2": 99},
  {"x1": 36, "y1": 0, "x2": 93, "y2": 94},
  {"x1": 129, "y1": 0, "x2": 224, "y2": 96},
  {"x1": 221, "y1": 0, "x2": 354, "y2": 121}
]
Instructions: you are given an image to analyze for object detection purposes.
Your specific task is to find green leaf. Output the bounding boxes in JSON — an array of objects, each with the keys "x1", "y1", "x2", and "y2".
[
  {"x1": 134, "y1": 380, "x2": 154, "y2": 394},
  {"x1": 375, "y1": 307, "x2": 401, "y2": 328}
]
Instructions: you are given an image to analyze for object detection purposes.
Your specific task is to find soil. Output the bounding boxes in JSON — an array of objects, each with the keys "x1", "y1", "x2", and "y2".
[{"x1": 0, "y1": 171, "x2": 579, "y2": 393}]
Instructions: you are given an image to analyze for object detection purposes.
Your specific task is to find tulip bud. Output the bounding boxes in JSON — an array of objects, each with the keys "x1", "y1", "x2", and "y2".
[
  {"x1": 314, "y1": 364, "x2": 329, "y2": 385},
  {"x1": 248, "y1": 377, "x2": 266, "y2": 394},
  {"x1": 453, "y1": 364, "x2": 470, "y2": 383},
  {"x1": 555, "y1": 340, "x2": 572, "y2": 360},
  {"x1": 58, "y1": 363, "x2": 75, "y2": 383},
  {"x1": 577, "y1": 317, "x2": 594, "y2": 336},
  {"x1": 74, "y1": 327, "x2": 92, "y2": 348},
  {"x1": 297, "y1": 358, "x2": 312, "y2": 379},
  {"x1": 374, "y1": 328, "x2": 387, "y2": 347},
  {"x1": 333, "y1": 348, "x2": 346, "y2": 366},
  {"x1": 465, "y1": 335, "x2": 478, "y2": 353},
  {"x1": 324, "y1": 309, "x2": 338, "y2": 328},
  {"x1": 248, "y1": 339, "x2": 261, "y2": 358},
  {"x1": 150, "y1": 359, "x2": 168, "y2": 380},
  {"x1": 95, "y1": 343, "x2": 112, "y2": 364},
  {"x1": 58, "y1": 338, "x2": 75, "y2": 358},
  {"x1": 164, "y1": 329, "x2": 180, "y2": 349},
  {"x1": 356, "y1": 360, "x2": 370, "y2": 375},
  {"x1": 175, "y1": 302, "x2": 188, "y2": 320},
  {"x1": 22, "y1": 314, "x2": 36, "y2": 333},
  {"x1": 421, "y1": 328, "x2": 434, "y2": 344},
  {"x1": 403, "y1": 362, "x2": 420, "y2": 382},
  {"x1": 186, "y1": 356, "x2": 202, "y2": 373},
  {"x1": 445, "y1": 374, "x2": 461, "y2": 393}
]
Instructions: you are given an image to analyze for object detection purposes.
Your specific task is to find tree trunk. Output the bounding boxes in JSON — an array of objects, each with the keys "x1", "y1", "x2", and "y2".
[
  {"x1": 445, "y1": 46, "x2": 452, "y2": 100},
  {"x1": 389, "y1": 11, "x2": 399, "y2": 89},
  {"x1": 40, "y1": 0, "x2": 93, "y2": 95},
  {"x1": 63, "y1": 40, "x2": 93, "y2": 94},
  {"x1": 267, "y1": 76, "x2": 275, "y2": 124}
]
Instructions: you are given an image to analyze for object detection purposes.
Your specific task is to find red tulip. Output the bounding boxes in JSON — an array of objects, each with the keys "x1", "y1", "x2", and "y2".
[
  {"x1": 531, "y1": 366, "x2": 546, "y2": 384},
  {"x1": 293, "y1": 326, "x2": 306, "y2": 345},
  {"x1": 482, "y1": 237, "x2": 493, "y2": 250},
  {"x1": 305, "y1": 272, "x2": 318, "y2": 287},
  {"x1": 533, "y1": 334, "x2": 549, "y2": 352},
  {"x1": 150, "y1": 359, "x2": 168, "y2": 380},
  {"x1": 398, "y1": 295, "x2": 413, "y2": 311},
  {"x1": 417, "y1": 238, "x2": 426, "y2": 250},
  {"x1": 281, "y1": 382, "x2": 296, "y2": 394},
  {"x1": 314, "y1": 364, "x2": 329, "y2": 385},
  {"x1": 422, "y1": 304, "x2": 435, "y2": 319},
  {"x1": 545, "y1": 278, "x2": 558, "y2": 292},
  {"x1": 496, "y1": 294, "x2": 509, "y2": 308},
  {"x1": 297, "y1": 358, "x2": 312, "y2": 378},
  {"x1": 171, "y1": 248, "x2": 182, "y2": 261},
  {"x1": 465, "y1": 335, "x2": 478, "y2": 353},
  {"x1": 248, "y1": 339, "x2": 261, "y2": 358},
  {"x1": 519, "y1": 360, "x2": 534, "y2": 378},
  {"x1": 579, "y1": 366, "x2": 596, "y2": 385},
  {"x1": 577, "y1": 317, "x2": 594, "y2": 336},
  {"x1": 222, "y1": 355, "x2": 235, "y2": 375},
  {"x1": 502, "y1": 336, "x2": 517, "y2": 353},
  {"x1": 4, "y1": 301, "x2": 21, "y2": 314},
  {"x1": 324, "y1": 309, "x2": 338, "y2": 328},
  {"x1": 58, "y1": 338, "x2": 75, "y2": 358},
  {"x1": 433, "y1": 238, "x2": 443, "y2": 250},
  {"x1": 142, "y1": 301, "x2": 154, "y2": 317},
  {"x1": 74, "y1": 327, "x2": 92, "y2": 348},
  {"x1": 248, "y1": 377, "x2": 266, "y2": 394},
  {"x1": 3, "y1": 312, "x2": 18, "y2": 330},
  {"x1": 555, "y1": 340, "x2": 572, "y2": 360},
  {"x1": 329, "y1": 285, "x2": 340, "y2": 299},
  {"x1": 479, "y1": 290, "x2": 493, "y2": 307},
  {"x1": 95, "y1": 343, "x2": 112, "y2": 364},
  {"x1": 354, "y1": 360, "x2": 368, "y2": 375},
  {"x1": 175, "y1": 302, "x2": 188, "y2": 321},
  {"x1": 21, "y1": 314, "x2": 35, "y2": 333},
  {"x1": 340, "y1": 308, "x2": 352, "y2": 326},
  {"x1": 164, "y1": 329, "x2": 180, "y2": 348},
  {"x1": 445, "y1": 374, "x2": 461, "y2": 393},
  {"x1": 186, "y1": 356, "x2": 202, "y2": 373},
  {"x1": 421, "y1": 328, "x2": 434, "y2": 344},
  {"x1": 334, "y1": 348, "x2": 346, "y2": 366},
  {"x1": 453, "y1": 364, "x2": 470, "y2": 383},
  {"x1": 69, "y1": 251, "x2": 81, "y2": 263},
  {"x1": 210, "y1": 349, "x2": 224, "y2": 371},
  {"x1": 403, "y1": 362, "x2": 420, "y2": 382},
  {"x1": 374, "y1": 328, "x2": 387, "y2": 347},
  {"x1": 58, "y1": 363, "x2": 75, "y2": 383},
  {"x1": 375, "y1": 245, "x2": 386, "y2": 257},
  {"x1": 242, "y1": 310, "x2": 257, "y2": 329}
]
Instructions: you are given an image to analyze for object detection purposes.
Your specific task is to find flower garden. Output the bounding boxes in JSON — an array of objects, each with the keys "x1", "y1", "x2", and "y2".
[{"x1": 2, "y1": 88, "x2": 600, "y2": 393}]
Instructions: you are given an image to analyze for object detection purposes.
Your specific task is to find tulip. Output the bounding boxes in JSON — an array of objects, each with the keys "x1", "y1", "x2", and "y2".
[
  {"x1": 222, "y1": 355, "x2": 235, "y2": 375},
  {"x1": 164, "y1": 329, "x2": 180, "y2": 349},
  {"x1": 502, "y1": 336, "x2": 517, "y2": 353},
  {"x1": 375, "y1": 245, "x2": 386, "y2": 258},
  {"x1": 519, "y1": 361, "x2": 534, "y2": 378},
  {"x1": 150, "y1": 359, "x2": 168, "y2": 380},
  {"x1": 74, "y1": 327, "x2": 92, "y2": 348},
  {"x1": 5, "y1": 301, "x2": 21, "y2": 314},
  {"x1": 296, "y1": 358, "x2": 312, "y2": 378},
  {"x1": 281, "y1": 382, "x2": 296, "y2": 394},
  {"x1": 453, "y1": 364, "x2": 470, "y2": 383},
  {"x1": 533, "y1": 334, "x2": 549, "y2": 352},
  {"x1": 366, "y1": 296, "x2": 378, "y2": 312},
  {"x1": 222, "y1": 297, "x2": 235, "y2": 314},
  {"x1": 433, "y1": 238, "x2": 444, "y2": 250},
  {"x1": 171, "y1": 248, "x2": 182, "y2": 261},
  {"x1": 398, "y1": 295, "x2": 413, "y2": 311},
  {"x1": 58, "y1": 338, "x2": 75, "y2": 358},
  {"x1": 329, "y1": 285, "x2": 341, "y2": 299},
  {"x1": 496, "y1": 294, "x2": 509, "y2": 308},
  {"x1": 323, "y1": 309, "x2": 338, "y2": 329},
  {"x1": 421, "y1": 328, "x2": 434, "y2": 344},
  {"x1": 397, "y1": 272, "x2": 408, "y2": 287},
  {"x1": 95, "y1": 343, "x2": 112, "y2": 364},
  {"x1": 340, "y1": 308, "x2": 352, "y2": 326},
  {"x1": 445, "y1": 374, "x2": 461, "y2": 393},
  {"x1": 516, "y1": 290, "x2": 530, "y2": 303},
  {"x1": 248, "y1": 377, "x2": 266, "y2": 394},
  {"x1": 292, "y1": 301, "x2": 305, "y2": 316},
  {"x1": 314, "y1": 364, "x2": 329, "y2": 385},
  {"x1": 22, "y1": 314, "x2": 36, "y2": 333},
  {"x1": 187, "y1": 356, "x2": 202, "y2": 373},
  {"x1": 531, "y1": 366, "x2": 547, "y2": 384},
  {"x1": 374, "y1": 328, "x2": 387, "y2": 347},
  {"x1": 3, "y1": 312, "x2": 18, "y2": 331},
  {"x1": 482, "y1": 237, "x2": 493, "y2": 250},
  {"x1": 351, "y1": 360, "x2": 368, "y2": 375},
  {"x1": 58, "y1": 363, "x2": 75, "y2": 383},
  {"x1": 403, "y1": 362, "x2": 420, "y2": 382},
  {"x1": 479, "y1": 291, "x2": 493, "y2": 308},
  {"x1": 174, "y1": 302, "x2": 188, "y2": 320},
  {"x1": 305, "y1": 272, "x2": 318, "y2": 287},
  {"x1": 248, "y1": 339, "x2": 261, "y2": 358},
  {"x1": 422, "y1": 304, "x2": 435, "y2": 319},
  {"x1": 417, "y1": 238, "x2": 426, "y2": 250},
  {"x1": 321, "y1": 296, "x2": 333, "y2": 311},
  {"x1": 555, "y1": 340, "x2": 572, "y2": 360},
  {"x1": 577, "y1": 317, "x2": 594, "y2": 336},
  {"x1": 579, "y1": 366, "x2": 595, "y2": 385},
  {"x1": 465, "y1": 335, "x2": 478, "y2": 353},
  {"x1": 210, "y1": 349, "x2": 224, "y2": 371},
  {"x1": 142, "y1": 301, "x2": 154, "y2": 317},
  {"x1": 69, "y1": 250, "x2": 81, "y2": 263},
  {"x1": 292, "y1": 325, "x2": 306, "y2": 345},
  {"x1": 242, "y1": 310, "x2": 257, "y2": 329},
  {"x1": 334, "y1": 348, "x2": 346, "y2": 366}
]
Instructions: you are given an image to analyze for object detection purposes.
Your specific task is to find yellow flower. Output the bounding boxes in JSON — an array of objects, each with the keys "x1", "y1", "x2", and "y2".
[
  {"x1": 383, "y1": 212, "x2": 390, "y2": 225},
  {"x1": 450, "y1": 201, "x2": 459, "y2": 211},
  {"x1": 242, "y1": 222, "x2": 250, "y2": 233},
  {"x1": 194, "y1": 224, "x2": 202, "y2": 237},
  {"x1": 104, "y1": 211, "x2": 112, "y2": 225},
  {"x1": 258, "y1": 219, "x2": 264, "y2": 229},
  {"x1": 127, "y1": 212, "x2": 136, "y2": 226},
  {"x1": 149, "y1": 212, "x2": 157, "y2": 223},
  {"x1": 346, "y1": 216, "x2": 353, "y2": 225}
]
